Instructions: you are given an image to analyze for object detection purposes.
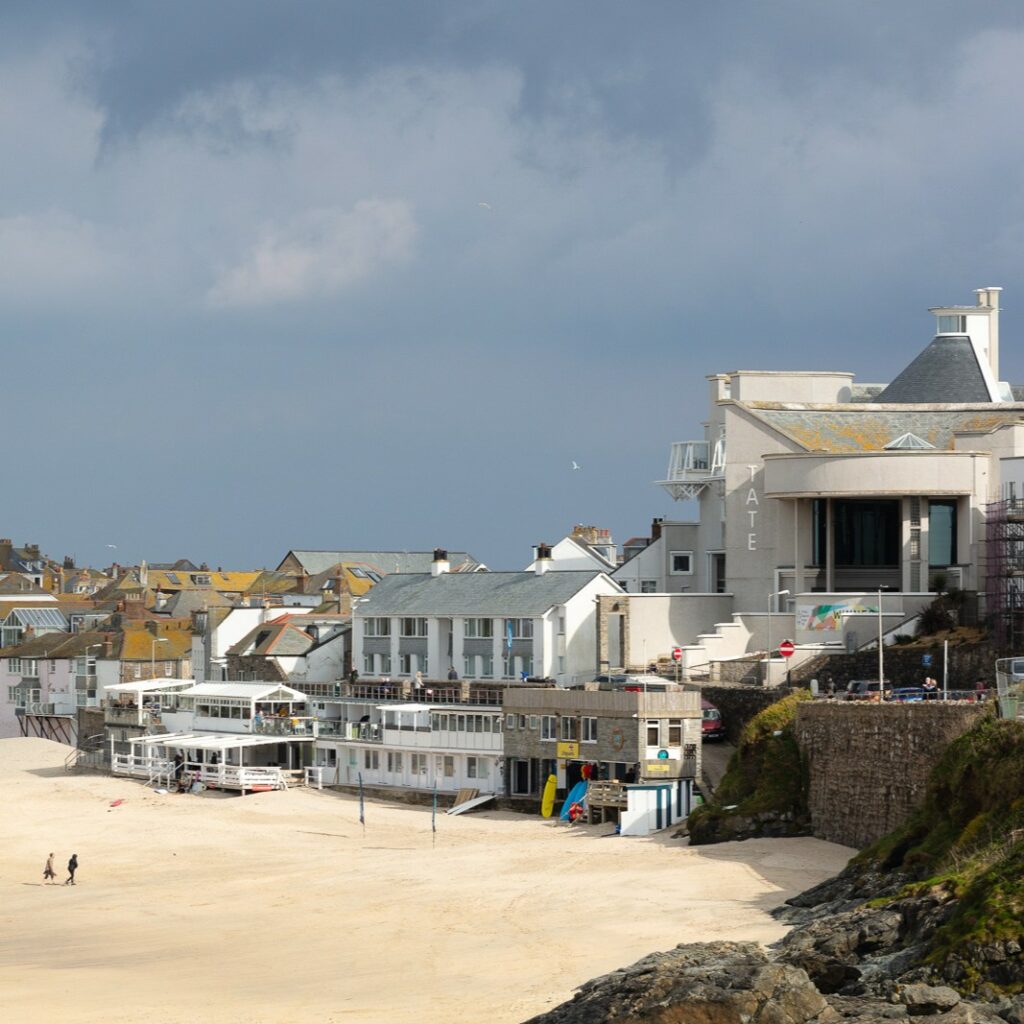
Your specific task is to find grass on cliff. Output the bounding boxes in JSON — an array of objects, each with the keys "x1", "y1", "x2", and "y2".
[
  {"x1": 857, "y1": 714, "x2": 1024, "y2": 991},
  {"x1": 689, "y1": 689, "x2": 813, "y2": 828}
]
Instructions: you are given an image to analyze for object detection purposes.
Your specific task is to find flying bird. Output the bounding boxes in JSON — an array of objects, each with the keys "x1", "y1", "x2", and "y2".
[
  {"x1": 571, "y1": 461, "x2": 582, "y2": 471},
  {"x1": 477, "y1": 202, "x2": 492, "y2": 210},
  {"x1": 106, "y1": 544, "x2": 117, "y2": 549}
]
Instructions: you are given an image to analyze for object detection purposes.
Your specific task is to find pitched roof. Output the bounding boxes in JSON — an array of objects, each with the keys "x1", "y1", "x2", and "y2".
[
  {"x1": 0, "y1": 629, "x2": 110, "y2": 660},
  {"x1": 4, "y1": 607, "x2": 68, "y2": 630},
  {"x1": 279, "y1": 550, "x2": 479, "y2": 575},
  {"x1": 872, "y1": 335, "x2": 993, "y2": 404},
  {"x1": 357, "y1": 570, "x2": 610, "y2": 616},
  {"x1": 744, "y1": 405, "x2": 1024, "y2": 452},
  {"x1": 227, "y1": 620, "x2": 315, "y2": 658}
]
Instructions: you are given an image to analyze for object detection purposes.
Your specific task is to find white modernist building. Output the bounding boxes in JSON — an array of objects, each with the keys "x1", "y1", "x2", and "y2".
[{"x1": 607, "y1": 286, "x2": 1024, "y2": 680}]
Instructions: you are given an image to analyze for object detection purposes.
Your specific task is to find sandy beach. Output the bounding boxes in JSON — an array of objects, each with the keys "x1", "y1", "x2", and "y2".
[{"x1": 0, "y1": 737, "x2": 853, "y2": 1023}]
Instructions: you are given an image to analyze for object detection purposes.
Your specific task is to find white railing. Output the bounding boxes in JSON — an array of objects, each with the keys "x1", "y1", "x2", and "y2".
[
  {"x1": 113, "y1": 754, "x2": 286, "y2": 792},
  {"x1": 658, "y1": 438, "x2": 725, "y2": 500}
]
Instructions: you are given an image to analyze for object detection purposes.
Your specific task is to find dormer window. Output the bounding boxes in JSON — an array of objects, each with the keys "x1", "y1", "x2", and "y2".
[{"x1": 937, "y1": 315, "x2": 965, "y2": 334}]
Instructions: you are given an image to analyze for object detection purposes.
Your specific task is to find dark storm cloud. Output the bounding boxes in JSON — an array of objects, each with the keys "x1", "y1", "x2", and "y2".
[
  {"x1": 4, "y1": 2, "x2": 1024, "y2": 568},
  {"x1": 13, "y1": 2, "x2": 1024, "y2": 159}
]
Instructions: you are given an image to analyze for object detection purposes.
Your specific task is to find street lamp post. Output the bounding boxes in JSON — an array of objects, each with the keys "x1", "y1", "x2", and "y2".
[
  {"x1": 878, "y1": 588, "x2": 886, "y2": 701},
  {"x1": 767, "y1": 589, "x2": 790, "y2": 687},
  {"x1": 151, "y1": 637, "x2": 170, "y2": 679}
]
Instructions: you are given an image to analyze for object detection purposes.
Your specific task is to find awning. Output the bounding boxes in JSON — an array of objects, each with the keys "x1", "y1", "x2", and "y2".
[
  {"x1": 105, "y1": 680, "x2": 194, "y2": 696},
  {"x1": 128, "y1": 732, "x2": 311, "y2": 752}
]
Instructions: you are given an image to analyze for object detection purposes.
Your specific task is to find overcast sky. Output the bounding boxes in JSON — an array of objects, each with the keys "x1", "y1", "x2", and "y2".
[{"x1": 5, "y1": 2, "x2": 1024, "y2": 570}]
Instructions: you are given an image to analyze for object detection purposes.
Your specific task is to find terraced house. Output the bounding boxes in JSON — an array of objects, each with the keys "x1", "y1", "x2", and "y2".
[{"x1": 352, "y1": 550, "x2": 621, "y2": 685}]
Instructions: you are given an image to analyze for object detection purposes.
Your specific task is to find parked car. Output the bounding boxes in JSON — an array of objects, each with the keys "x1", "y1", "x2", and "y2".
[
  {"x1": 888, "y1": 687, "x2": 924, "y2": 703},
  {"x1": 590, "y1": 673, "x2": 678, "y2": 693},
  {"x1": 701, "y1": 699, "x2": 726, "y2": 741},
  {"x1": 845, "y1": 680, "x2": 885, "y2": 701}
]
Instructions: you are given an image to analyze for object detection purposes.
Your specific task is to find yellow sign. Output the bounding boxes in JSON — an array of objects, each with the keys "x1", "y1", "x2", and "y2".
[
  {"x1": 556, "y1": 741, "x2": 579, "y2": 759},
  {"x1": 644, "y1": 762, "x2": 672, "y2": 775}
]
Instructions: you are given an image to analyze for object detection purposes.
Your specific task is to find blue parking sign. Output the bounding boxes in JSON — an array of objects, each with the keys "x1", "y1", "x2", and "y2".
[{"x1": 922, "y1": 654, "x2": 932, "y2": 666}]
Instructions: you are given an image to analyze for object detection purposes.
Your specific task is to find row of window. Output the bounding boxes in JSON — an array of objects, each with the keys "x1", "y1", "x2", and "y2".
[
  {"x1": 503, "y1": 714, "x2": 689, "y2": 747},
  {"x1": 361, "y1": 749, "x2": 492, "y2": 779},
  {"x1": 506, "y1": 714, "x2": 599, "y2": 742},
  {"x1": 429, "y1": 712, "x2": 502, "y2": 733},
  {"x1": 362, "y1": 652, "x2": 535, "y2": 679},
  {"x1": 362, "y1": 617, "x2": 536, "y2": 639}
]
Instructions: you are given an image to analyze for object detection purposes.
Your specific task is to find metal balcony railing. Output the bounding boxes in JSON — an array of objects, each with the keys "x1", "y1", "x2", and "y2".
[{"x1": 657, "y1": 438, "x2": 725, "y2": 500}]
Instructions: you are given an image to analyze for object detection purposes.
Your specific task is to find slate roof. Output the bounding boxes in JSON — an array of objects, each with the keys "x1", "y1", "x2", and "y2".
[
  {"x1": 872, "y1": 335, "x2": 992, "y2": 404},
  {"x1": 280, "y1": 550, "x2": 479, "y2": 575},
  {"x1": 227, "y1": 620, "x2": 314, "y2": 658},
  {"x1": 356, "y1": 570, "x2": 609, "y2": 616},
  {"x1": 745, "y1": 405, "x2": 1024, "y2": 452},
  {"x1": 0, "y1": 630, "x2": 111, "y2": 660}
]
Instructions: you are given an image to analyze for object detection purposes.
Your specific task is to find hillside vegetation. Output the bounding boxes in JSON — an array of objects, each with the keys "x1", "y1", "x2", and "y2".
[
  {"x1": 856, "y1": 714, "x2": 1024, "y2": 992},
  {"x1": 687, "y1": 689, "x2": 813, "y2": 844}
]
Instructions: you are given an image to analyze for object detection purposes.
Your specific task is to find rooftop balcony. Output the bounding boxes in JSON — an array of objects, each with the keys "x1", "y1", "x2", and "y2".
[{"x1": 657, "y1": 439, "x2": 725, "y2": 501}]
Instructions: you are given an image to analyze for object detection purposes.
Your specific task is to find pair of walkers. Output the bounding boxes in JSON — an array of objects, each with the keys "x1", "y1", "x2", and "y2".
[{"x1": 43, "y1": 852, "x2": 78, "y2": 885}]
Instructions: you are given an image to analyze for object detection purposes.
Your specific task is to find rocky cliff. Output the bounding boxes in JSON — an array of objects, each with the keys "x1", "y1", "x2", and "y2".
[{"x1": 527, "y1": 717, "x2": 1024, "y2": 1024}]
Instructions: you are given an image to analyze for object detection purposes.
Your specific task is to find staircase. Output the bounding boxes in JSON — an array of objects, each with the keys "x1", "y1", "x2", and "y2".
[{"x1": 65, "y1": 734, "x2": 108, "y2": 774}]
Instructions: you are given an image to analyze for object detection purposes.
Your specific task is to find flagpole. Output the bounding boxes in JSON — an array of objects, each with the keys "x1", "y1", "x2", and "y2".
[{"x1": 358, "y1": 771, "x2": 365, "y2": 837}]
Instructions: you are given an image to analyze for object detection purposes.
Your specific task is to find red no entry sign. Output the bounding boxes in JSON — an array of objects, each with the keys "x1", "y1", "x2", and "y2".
[
  {"x1": 778, "y1": 640, "x2": 795, "y2": 659},
  {"x1": 671, "y1": 647, "x2": 683, "y2": 662}
]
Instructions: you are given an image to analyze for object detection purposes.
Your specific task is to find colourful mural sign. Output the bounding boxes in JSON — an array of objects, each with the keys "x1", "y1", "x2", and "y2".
[{"x1": 797, "y1": 600, "x2": 880, "y2": 632}]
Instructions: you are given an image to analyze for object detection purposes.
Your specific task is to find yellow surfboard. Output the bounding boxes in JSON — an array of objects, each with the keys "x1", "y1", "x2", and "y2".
[{"x1": 540, "y1": 773, "x2": 557, "y2": 818}]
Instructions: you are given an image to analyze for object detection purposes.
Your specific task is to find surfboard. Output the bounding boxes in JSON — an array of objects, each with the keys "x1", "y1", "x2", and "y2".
[
  {"x1": 559, "y1": 780, "x2": 589, "y2": 822},
  {"x1": 540, "y1": 773, "x2": 557, "y2": 817}
]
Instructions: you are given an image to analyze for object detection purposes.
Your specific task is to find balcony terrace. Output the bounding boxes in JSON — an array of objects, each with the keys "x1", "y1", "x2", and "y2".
[{"x1": 657, "y1": 438, "x2": 725, "y2": 501}]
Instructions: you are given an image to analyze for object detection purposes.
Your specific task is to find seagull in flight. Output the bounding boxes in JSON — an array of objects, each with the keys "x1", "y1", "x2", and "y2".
[
  {"x1": 477, "y1": 202, "x2": 492, "y2": 210},
  {"x1": 106, "y1": 544, "x2": 117, "y2": 549},
  {"x1": 571, "y1": 461, "x2": 582, "y2": 471}
]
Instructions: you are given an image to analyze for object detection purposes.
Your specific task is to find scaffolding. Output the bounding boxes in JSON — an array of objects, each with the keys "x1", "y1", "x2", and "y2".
[{"x1": 984, "y1": 498, "x2": 1024, "y2": 650}]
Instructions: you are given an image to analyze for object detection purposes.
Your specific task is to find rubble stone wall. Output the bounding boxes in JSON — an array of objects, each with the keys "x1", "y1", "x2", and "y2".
[{"x1": 794, "y1": 702, "x2": 986, "y2": 848}]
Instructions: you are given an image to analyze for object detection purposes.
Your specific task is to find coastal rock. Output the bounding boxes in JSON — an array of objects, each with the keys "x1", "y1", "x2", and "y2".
[
  {"x1": 776, "y1": 905, "x2": 904, "y2": 993},
  {"x1": 522, "y1": 941, "x2": 838, "y2": 1024},
  {"x1": 900, "y1": 984, "x2": 961, "y2": 1015}
]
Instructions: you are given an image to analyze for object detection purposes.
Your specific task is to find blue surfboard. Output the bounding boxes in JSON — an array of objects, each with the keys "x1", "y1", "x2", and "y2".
[{"x1": 559, "y1": 780, "x2": 589, "y2": 821}]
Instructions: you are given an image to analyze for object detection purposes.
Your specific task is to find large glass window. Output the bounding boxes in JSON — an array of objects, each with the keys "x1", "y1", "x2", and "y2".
[
  {"x1": 400, "y1": 618, "x2": 428, "y2": 637},
  {"x1": 363, "y1": 617, "x2": 391, "y2": 638},
  {"x1": 834, "y1": 500, "x2": 900, "y2": 566},
  {"x1": 464, "y1": 618, "x2": 493, "y2": 638},
  {"x1": 929, "y1": 500, "x2": 958, "y2": 567}
]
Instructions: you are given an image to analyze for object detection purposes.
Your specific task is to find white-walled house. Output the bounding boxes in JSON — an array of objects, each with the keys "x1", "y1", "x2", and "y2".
[{"x1": 352, "y1": 554, "x2": 622, "y2": 686}]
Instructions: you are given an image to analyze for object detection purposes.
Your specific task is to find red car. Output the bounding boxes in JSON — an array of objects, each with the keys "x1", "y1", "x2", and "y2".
[{"x1": 701, "y1": 699, "x2": 725, "y2": 741}]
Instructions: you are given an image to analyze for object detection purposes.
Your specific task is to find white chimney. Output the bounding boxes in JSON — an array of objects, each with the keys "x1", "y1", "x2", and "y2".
[
  {"x1": 431, "y1": 548, "x2": 450, "y2": 577},
  {"x1": 975, "y1": 286, "x2": 1002, "y2": 381},
  {"x1": 535, "y1": 543, "x2": 552, "y2": 575}
]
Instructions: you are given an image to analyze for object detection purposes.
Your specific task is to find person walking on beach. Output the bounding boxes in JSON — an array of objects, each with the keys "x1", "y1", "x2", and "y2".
[
  {"x1": 65, "y1": 853, "x2": 78, "y2": 885},
  {"x1": 43, "y1": 853, "x2": 56, "y2": 883}
]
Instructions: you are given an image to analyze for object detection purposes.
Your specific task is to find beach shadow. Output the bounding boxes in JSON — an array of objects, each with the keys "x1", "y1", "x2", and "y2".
[{"x1": 24, "y1": 766, "x2": 69, "y2": 778}]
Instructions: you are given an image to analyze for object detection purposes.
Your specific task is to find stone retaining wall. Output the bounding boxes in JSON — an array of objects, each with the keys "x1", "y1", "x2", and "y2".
[
  {"x1": 794, "y1": 702, "x2": 986, "y2": 849},
  {"x1": 697, "y1": 684, "x2": 798, "y2": 744}
]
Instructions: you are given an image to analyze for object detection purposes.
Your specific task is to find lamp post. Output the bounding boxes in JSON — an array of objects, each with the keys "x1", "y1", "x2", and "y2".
[
  {"x1": 151, "y1": 636, "x2": 170, "y2": 679},
  {"x1": 878, "y1": 588, "x2": 885, "y2": 701},
  {"x1": 767, "y1": 589, "x2": 790, "y2": 687}
]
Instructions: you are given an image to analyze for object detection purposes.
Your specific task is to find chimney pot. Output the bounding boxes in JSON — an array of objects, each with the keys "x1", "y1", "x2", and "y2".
[{"x1": 431, "y1": 549, "x2": 450, "y2": 577}]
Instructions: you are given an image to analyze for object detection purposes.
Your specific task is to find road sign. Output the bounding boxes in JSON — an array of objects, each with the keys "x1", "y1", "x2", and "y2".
[
  {"x1": 671, "y1": 647, "x2": 683, "y2": 662},
  {"x1": 778, "y1": 639, "x2": 796, "y2": 659}
]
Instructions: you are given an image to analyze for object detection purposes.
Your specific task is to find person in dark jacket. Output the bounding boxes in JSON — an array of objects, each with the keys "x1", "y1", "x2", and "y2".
[{"x1": 65, "y1": 853, "x2": 78, "y2": 885}]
